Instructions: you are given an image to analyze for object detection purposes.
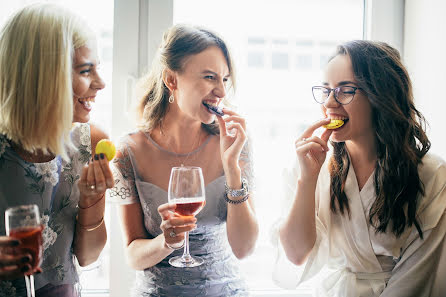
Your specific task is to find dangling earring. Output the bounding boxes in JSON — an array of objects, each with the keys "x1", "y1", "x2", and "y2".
[{"x1": 168, "y1": 94, "x2": 174, "y2": 103}]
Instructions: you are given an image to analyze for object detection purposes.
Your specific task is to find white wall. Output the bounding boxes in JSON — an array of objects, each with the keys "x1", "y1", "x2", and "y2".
[{"x1": 404, "y1": 0, "x2": 446, "y2": 158}]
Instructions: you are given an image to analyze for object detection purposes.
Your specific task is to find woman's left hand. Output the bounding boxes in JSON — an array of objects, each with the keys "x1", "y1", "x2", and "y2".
[
  {"x1": 216, "y1": 109, "x2": 247, "y2": 173},
  {"x1": 77, "y1": 154, "x2": 115, "y2": 207}
]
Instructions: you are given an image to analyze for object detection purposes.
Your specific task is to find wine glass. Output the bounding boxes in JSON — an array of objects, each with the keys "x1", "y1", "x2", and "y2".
[
  {"x1": 5, "y1": 204, "x2": 43, "y2": 297},
  {"x1": 168, "y1": 166, "x2": 206, "y2": 267}
]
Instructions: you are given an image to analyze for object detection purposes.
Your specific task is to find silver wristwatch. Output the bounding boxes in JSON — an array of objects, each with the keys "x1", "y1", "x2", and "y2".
[{"x1": 225, "y1": 178, "x2": 249, "y2": 198}]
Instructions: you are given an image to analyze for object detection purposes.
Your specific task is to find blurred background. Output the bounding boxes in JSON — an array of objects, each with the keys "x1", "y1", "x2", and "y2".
[{"x1": 1, "y1": 0, "x2": 444, "y2": 296}]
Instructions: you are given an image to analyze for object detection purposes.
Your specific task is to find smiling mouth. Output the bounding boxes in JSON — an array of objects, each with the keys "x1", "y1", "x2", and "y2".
[
  {"x1": 77, "y1": 97, "x2": 95, "y2": 109},
  {"x1": 202, "y1": 101, "x2": 224, "y2": 116}
]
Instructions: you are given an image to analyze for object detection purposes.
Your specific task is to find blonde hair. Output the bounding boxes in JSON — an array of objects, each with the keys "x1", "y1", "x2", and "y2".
[
  {"x1": 0, "y1": 3, "x2": 95, "y2": 157},
  {"x1": 137, "y1": 24, "x2": 236, "y2": 135}
]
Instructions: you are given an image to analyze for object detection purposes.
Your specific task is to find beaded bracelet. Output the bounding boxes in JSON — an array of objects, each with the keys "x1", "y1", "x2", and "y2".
[
  {"x1": 76, "y1": 215, "x2": 104, "y2": 232},
  {"x1": 224, "y1": 193, "x2": 249, "y2": 204}
]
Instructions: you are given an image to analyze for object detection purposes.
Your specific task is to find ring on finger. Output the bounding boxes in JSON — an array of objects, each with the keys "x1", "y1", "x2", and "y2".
[
  {"x1": 88, "y1": 184, "x2": 95, "y2": 190},
  {"x1": 169, "y1": 230, "x2": 176, "y2": 238},
  {"x1": 302, "y1": 137, "x2": 307, "y2": 142}
]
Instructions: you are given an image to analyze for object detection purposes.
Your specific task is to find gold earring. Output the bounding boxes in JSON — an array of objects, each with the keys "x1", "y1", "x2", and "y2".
[{"x1": 168, "y1": 94, "x2": 174, "y2": 103}]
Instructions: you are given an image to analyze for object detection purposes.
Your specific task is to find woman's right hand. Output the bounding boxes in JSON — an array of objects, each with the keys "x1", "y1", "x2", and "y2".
[
  {"x1": 295, "y1": 118, "x2": 333, "y2": 180},
  {"x1": 157, "y1": 203, "x2": 197, "y2": 249},
  {"x1": 0, "y1": 237, "x2": 32, "y2": 280}
]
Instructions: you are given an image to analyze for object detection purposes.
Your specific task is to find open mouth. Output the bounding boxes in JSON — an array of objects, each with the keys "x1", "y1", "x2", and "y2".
[
  {"x1": 77, "y1": 97, "x2": 95, "y2": 110},
  {"x1": 323, "y1": 117, "x2": 349, "y2": 130},
  {"x1": 202, "y1": 101, "x2": 224, "y2": 117}
]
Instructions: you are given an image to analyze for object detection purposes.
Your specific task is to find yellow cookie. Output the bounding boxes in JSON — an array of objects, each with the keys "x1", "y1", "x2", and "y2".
[
  {"x1": 323, "y1": 119, "x2": 344, "y2": 130},
  {"x1": 95, "y1": 139, "x2": 116, "y2": 161}
]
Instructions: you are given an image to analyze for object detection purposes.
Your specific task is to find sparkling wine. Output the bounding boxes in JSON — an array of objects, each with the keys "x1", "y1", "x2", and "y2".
[
  {"x1": 173, "y1": 197, "x2": 205, "y2": 216},
  {"x1": 9, "y1": 225, "x2": 43, "y2": 271}
]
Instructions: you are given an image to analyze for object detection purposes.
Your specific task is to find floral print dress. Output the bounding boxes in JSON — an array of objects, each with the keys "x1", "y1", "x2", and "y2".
[{"x1": 0, "y1": 123, "x2": 91, "y2": 297}]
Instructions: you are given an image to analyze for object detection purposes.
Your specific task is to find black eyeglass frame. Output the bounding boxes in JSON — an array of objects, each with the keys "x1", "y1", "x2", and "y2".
[{"x1": 312, "y1": 86, "x2": 362, "y2": 105}]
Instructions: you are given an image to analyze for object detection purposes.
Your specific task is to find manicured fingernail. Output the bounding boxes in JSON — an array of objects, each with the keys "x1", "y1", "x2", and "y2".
[
  {"x1": 100, "y1": 153, "x2": 105, "y2": 159},
  {"x1": 21, "y1": 265, "x2": 30, "y2": 272},
  {"x1": 21, "y1": 256, "x2": 30, "y2": 263},
  {"x1": 94, "y1": 154, "x2": 99, "y2": 160}
]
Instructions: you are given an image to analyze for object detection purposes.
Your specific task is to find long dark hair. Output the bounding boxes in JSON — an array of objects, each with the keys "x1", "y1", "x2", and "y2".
[
  {"x1": 328, "y1": 40, "x2": 430, "y2": 238},
  {"x1": 137, "y1": 24, "x2": 235, "y2": 135}
]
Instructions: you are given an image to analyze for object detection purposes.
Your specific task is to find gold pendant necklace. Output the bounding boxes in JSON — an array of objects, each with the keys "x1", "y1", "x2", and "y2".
[{"x1": 166, "y1": 128, "x2": 202, "y2": 167}]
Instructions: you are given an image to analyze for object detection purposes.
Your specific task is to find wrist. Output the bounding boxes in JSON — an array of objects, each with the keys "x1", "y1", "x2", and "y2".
[
  {"x1": 225, "y1": 174, "x2": 242, "y2": 189},
  {"x1": 164, "y1": 239, "x2": 184, "y2": 251},
  {"x1": 78, "y1": 194, "x2": 105, "y2": 209},
  {"x1": 297, "y1": 178, "x2": 317, "y2": 190},
  {"x1": 223, "y1": 166, "x2": 241, "y2": 187}
]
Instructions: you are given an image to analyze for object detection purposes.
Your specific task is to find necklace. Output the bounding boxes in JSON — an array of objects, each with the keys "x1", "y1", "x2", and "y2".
[{"x1": 165, "y1": 128, "x2": 203, "y2": 167}]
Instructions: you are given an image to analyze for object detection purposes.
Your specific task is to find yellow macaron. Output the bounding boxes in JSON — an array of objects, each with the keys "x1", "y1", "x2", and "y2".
[
  {"x1": 95, "y1": 139, "x2": 116, "y2": 161},
  {"x1": 323, "y1": 119, "x2": 344, "y2": 130}
]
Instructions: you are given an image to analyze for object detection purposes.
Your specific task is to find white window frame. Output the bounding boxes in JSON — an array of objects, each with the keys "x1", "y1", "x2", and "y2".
[
  {"x1": 109, "y1": 1, "x2": 173, "y2": 297},
  {"x1": 363, "y1": 0, "x2": 405, "y2": 54}
]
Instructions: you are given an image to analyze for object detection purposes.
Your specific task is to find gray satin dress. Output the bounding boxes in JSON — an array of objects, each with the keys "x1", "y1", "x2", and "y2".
[{"x1": 111, "y1": 132, "x2": 254, "y2": 297}]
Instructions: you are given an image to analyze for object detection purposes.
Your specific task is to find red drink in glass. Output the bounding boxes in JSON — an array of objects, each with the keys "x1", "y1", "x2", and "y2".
[
  {"x1": 9, "y1": 225, "x2": 43, "y2": 272},
  {"x1": 174, "y1": 199, "x2": 205, "y2": 216}
]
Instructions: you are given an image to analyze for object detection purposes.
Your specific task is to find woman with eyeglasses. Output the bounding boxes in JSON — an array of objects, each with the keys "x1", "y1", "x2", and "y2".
[{"x1": 274, "y1": 40, "x2": 446, "y2": 296}]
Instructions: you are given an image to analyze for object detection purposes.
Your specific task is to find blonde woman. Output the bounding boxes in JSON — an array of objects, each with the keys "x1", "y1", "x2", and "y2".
[
  {"x1": 111, "y1": 25, "x2": 258, "y2": 296},
  {"x1": 0, "y1": 4, "x2": 113, "y2": 296}
]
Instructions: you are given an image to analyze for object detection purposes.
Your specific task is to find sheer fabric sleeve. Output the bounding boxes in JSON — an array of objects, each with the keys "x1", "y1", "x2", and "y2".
[
  {"x1": 239, "y1": 136, "x2": 255, "y2": 191},
  {"x1": 109, "y1": 140, "x2": 139, "y2": 205},
  {"x1": 272, "y1": 158, "x2": 331, "y2": 289},
  {"x1": 381, "y1": 154, "x2": 446, "y2": 297}
]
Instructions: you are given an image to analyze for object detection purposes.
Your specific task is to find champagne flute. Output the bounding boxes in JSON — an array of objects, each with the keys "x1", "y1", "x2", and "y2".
[
  {"x1": 5, "y1": 204, "x2": 43, "y2": 297},
  {"x1": 168, "y1": 166, "x2": 206, "y2": 267}
]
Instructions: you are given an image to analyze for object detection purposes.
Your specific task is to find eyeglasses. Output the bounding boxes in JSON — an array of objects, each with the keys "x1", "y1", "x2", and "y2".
[{"x1": 312, "y1": 86, "x2": 362, "y2": 105}]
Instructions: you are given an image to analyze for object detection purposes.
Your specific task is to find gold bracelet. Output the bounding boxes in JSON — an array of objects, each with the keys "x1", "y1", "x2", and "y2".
[{"x1": 76, "y1": 215, "x2": 104, "y2": 232}]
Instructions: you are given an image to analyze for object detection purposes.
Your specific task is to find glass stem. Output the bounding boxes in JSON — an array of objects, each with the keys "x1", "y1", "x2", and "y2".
[
  {"x1": 24, "y1": 275, "x2": 35, "y2": 297},
  {"x1": 181, "y1": 231, "x2": 192, "y2": 263},
  {"x1": 30, "y1": 275, "x2": 35, "y2": 297}
]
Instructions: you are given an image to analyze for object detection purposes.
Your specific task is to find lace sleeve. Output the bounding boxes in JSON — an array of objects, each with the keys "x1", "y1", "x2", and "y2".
[
  {"x1": 239, "y1": 136, "x2": 255, "y2": 191},
  {"x1": 109, "y1": 140, "x2": 138, "y2": 204}
]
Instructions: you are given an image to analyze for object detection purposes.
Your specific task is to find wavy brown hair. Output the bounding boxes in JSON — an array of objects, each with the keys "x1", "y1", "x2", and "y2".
[
  {"x1": 137, "y1": 24, "x2": 235, "y2": 135},
  {"x1": 328, "y1": 40, "x2": 430, "y2": 238}
]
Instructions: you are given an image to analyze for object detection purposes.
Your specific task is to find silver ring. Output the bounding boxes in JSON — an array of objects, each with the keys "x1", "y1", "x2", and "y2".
[
  {"x1": 89, "y1": 185, "x2": 95, "y2": 190},
  {"x1": 169, "y1": 230, "x2": 176, "y2": 238}
]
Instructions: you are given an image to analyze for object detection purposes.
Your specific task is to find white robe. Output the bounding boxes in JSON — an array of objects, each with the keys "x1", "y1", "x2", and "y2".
[{"x1": 273, "y1": 153, "x2": 446, "y2": 297}]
